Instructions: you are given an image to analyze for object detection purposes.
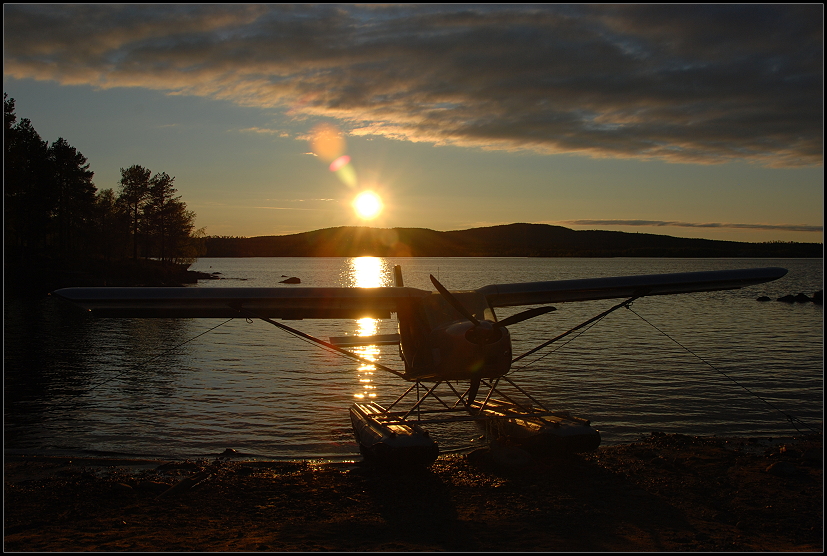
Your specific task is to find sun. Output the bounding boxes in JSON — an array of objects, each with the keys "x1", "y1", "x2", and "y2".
[{"x1": 352, "y1": 191, "x2": 383, "y2": 220}]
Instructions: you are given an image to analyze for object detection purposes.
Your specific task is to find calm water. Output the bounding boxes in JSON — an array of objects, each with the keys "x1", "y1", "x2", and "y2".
[{"x1": 4, "y1": 257, "x2": 823, "y2": 460}]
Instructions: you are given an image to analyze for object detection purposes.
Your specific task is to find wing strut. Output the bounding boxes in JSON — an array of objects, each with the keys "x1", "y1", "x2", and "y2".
[
  {"x1": 511, "y1": 296, "x2": 639, "y2": 366},
  {"x1": 236, "y1": 307, "x2": 407, "y2": 379}
]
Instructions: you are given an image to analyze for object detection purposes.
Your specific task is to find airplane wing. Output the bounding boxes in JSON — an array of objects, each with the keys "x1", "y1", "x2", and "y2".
[
  {"x1": 53, "y1": 267, "x2": 787, "y2": 318},
  {"x1": 51, "y1": 286, "x2": 431, "y2": 319},
  {"x1": 476, "y1": 267, "x2": 788, "y2": 307}
]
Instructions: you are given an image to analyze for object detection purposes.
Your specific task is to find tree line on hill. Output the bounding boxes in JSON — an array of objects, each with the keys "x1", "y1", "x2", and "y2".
[
  {"x1": 4, "y1": 93, "x2": 203, "y2": 268},
  {"x1": 202, "y1": 224, "x2": 823, "y2": 258}
]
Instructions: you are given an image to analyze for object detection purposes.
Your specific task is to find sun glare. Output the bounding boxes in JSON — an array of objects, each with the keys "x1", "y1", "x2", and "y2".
[{"x1": 352, "y1": 191, "x2": 383, "y2": 220}]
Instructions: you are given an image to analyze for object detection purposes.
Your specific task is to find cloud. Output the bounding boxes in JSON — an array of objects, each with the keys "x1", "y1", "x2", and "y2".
[
  {"x1": 263, "y1": 198, "x2": 336, "y2": 202},
  {"x1": 558, "y1": 220, "x2": 823, "y2": 233},
  {"x1": 253, "y1": 206, "x2": 317, "y2": 211},
  {"x1": 238, "y1": 127, "x2": 290, "y2": 137},
  {"x1": 4, "y1": 4, "x2": 822, "y2": 167}
]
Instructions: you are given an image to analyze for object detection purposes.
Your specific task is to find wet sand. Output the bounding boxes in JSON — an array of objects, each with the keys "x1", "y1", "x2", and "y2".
[{"x1": 4, "y1": 434, "x2": 822, "y2": 552}]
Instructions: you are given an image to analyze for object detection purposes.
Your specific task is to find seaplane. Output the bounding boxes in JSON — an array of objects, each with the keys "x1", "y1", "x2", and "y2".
[{"x1": 53, "y1": 265, "x2": 787, "y2": 466}]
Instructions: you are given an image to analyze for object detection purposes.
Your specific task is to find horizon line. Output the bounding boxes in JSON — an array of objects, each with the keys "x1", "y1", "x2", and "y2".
[{"x1": 204, "y1": 222, "x2": 824, "y2": 243}]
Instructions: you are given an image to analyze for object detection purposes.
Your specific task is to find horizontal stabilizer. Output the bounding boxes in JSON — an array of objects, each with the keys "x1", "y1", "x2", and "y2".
[{"x1": 328, "y1": 334, "x2": 401, "y2": 347}]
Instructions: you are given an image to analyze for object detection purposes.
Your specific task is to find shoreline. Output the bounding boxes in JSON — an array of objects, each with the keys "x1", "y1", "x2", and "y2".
[
  {"x1": 5, "y1": 433, "x2": 821, "y2": 551},
  {"x1": 0, "y1": 432, "x2": 805, "y2": 468},
  {"x1": 4, "y1": 256, "x2": 215, "y2": 297}
]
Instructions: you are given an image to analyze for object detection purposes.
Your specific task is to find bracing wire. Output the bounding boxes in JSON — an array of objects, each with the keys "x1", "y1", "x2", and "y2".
[
  {"x1": 509, "y1": 296, "x2": 637, "y2": 374},
  {"x1": 624, "y1": 304, "x2": 819, "y2": 435},
  {"x1": 237, "y1": 308, "x2": 407, "y2": 379},
  {"x1": 86, "y1": 317, "x2": 236, "y2": 393},
  {"x1": 507, "y1": 297, "x2": 817, "y2": 436},
  {"x1": 254, "y1": 318, "x2": 377, "y2": 363},
  {"x1": 509, "y1": 313, "x2": 609, "y2": 374}
]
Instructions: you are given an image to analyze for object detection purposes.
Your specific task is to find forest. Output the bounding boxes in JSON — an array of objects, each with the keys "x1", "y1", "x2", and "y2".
[
  {"x1": 4, "y1": 93, "x2": 205, "y2": 293},
  {"x1": 201, "y1": 224, "x2": 823, "y2": 258}
]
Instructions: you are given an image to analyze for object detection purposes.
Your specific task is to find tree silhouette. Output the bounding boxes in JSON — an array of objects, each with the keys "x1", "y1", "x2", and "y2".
[
  {"x1": 92, "y1": 188, "x2": 130, "y2": 261},
  {"x1": 49, "y1": 137, "x2": 96, "y2": 254},
  {"x1": 118, "y1": 164, "x2": 151, "y2": 261},
  {"x1": 4, "y1": 95, "x2": 53, "y2": 256},
  {"x1": 146, "y1": 172, "x2": 178, "y2": 262},
  {"x1": 4, "y1": 93, "x2": 16, "y2": 138},
  {"x1": 5, "y1": 92, "x2": 204, "y2": 283},
  {"x1": 117, "y1": 166, "x2": 200, "y2": 263}
]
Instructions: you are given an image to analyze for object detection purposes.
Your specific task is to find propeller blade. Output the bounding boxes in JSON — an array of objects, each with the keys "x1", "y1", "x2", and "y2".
[
  {"x1": 429, "y1": 274, "x2": 480, "y2": 326},
  {"x1": 494, "y1": 306, "x2": 556, "y2": 328}
]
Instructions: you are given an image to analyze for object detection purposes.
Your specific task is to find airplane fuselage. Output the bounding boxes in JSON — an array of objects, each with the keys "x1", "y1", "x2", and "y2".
[{"x1": 397, "y1": 292, "x2": 512, "y2": 381}]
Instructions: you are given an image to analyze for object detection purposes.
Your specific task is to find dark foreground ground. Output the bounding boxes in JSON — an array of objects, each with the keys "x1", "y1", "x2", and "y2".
[{"x1": 4, "y1": 433, "x2": 822, "y2": 552}]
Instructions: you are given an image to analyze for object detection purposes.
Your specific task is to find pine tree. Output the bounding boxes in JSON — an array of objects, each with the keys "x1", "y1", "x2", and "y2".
[
  {"x1": 118, "y1": 165, "x2": 151, "y2": 260},
  {"x1": 4, "y1": 95, "x2": 53, "y2": 256},
  {"x1": 49, "y1": 137, "x2": 96, "y2": 254},
  {"x1": 146, "y1": 172, "x2": 178, "y2": 262}
]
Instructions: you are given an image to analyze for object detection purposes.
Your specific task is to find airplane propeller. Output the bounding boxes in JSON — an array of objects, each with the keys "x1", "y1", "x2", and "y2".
[
  {"x1": 429, "y1": 274, "x2": 555, "y2": 331},
  {"x1": 429, "y1": 274, "x2": 555, "y2": 405},
  {"x1": 494, "y1": 306, "x2": 556, "y2": 327},
  {"x1": 429, "y1": 274, "x2": 480, "y2": 326}
]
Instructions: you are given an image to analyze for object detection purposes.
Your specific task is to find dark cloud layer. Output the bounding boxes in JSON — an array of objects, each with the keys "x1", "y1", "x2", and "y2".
[{"x1": 4, "y1": 4, "x2": 822, "y2": 167}]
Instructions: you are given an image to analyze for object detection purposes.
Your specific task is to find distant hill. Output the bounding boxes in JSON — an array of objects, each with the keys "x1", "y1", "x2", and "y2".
[{"x1": 203, "y1": 223, "x2": 823, "y2": 258}]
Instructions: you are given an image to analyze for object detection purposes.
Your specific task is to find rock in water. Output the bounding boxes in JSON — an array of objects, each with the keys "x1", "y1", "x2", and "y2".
[{"x1": 280, "y1": 277, "x2": 301, "y2": 284}]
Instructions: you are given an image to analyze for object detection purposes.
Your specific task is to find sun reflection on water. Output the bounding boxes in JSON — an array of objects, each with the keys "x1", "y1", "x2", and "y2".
[
  {"x1": 347, "y1": 257, "x2": 392, "y2": 400},
  {"x1": 348, "y1": 256, "x2": 387, "y2": 288}
]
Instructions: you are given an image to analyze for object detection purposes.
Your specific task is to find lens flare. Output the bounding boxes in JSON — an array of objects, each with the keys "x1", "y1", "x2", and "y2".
[
  {"x1": 309, "y1": 124, "x2": 357, "y2": 187},
  {"x1": 330, "y1": 154, "x2": 357, "y2": 187},
  {"x1": 335, "y1": 163, "x2": 357, "y2": 187},
  {"x1": 309, "y1": 123, "x2": 345, "y2": 162},
  {"x1": 352, "y1": 191, "x2": 383, "y2": 220},
  {"x1": 329, "y1": 155, "x2": 350, "y2": 172}
]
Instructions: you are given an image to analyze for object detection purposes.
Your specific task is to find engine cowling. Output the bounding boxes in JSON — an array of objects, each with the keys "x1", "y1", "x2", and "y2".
[{"x1": 429, "y1": 320, "x2": 512, "y2": 380}]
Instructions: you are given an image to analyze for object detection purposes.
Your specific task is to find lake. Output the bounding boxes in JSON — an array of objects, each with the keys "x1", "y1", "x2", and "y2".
[{"x1": 4, "y1": 257, "x2": 823, "y2": 460}]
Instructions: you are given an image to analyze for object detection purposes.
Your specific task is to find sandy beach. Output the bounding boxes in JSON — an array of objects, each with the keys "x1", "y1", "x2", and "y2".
[{"x1": 4, "y1": 433, "x2": 821, "y2": 552}]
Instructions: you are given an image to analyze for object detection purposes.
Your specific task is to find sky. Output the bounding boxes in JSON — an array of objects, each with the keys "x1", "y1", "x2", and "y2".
[{"x1": 3, "y1": 4, "x2": 823, "y2": 243}]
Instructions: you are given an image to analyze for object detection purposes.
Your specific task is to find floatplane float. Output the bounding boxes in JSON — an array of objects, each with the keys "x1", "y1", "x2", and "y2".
[{"x1": 53, "y1": 266, "x2": 786, "y2": 466}]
